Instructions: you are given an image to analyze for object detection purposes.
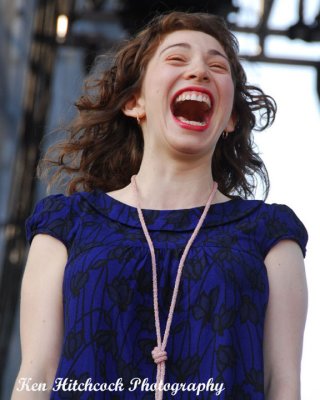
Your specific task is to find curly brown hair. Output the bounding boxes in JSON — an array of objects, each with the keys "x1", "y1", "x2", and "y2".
[{"x1": 40, "y1": 11, "x2": 276, "y2": 198}]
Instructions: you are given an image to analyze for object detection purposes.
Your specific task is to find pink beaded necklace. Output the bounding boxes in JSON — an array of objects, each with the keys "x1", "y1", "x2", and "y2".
[{"x1": 131, "y1": 175, "x2": 218, "y2": 400}]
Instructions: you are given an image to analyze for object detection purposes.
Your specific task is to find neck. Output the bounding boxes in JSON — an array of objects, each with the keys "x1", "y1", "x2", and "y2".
[
  {"x1": 108, "y1": 147, "x2": 231, "y2": 210},
  {"x1": 134, "y1": 154, "x2": 218, "y2": 210}
]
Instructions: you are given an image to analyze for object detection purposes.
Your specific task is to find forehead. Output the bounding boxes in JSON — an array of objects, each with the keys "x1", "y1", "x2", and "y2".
[{"x1": 156, "y1": 29, "x2": 227, "y2": 56}]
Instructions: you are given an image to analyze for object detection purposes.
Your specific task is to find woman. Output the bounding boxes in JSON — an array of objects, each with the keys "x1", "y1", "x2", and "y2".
[{"x1": 12, "y1": 11, "x2": 308, "y2": 400}]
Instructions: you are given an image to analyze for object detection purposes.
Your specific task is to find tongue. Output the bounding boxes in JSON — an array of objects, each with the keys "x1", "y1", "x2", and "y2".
[{"x1": 173, "y1": 100, "x2": 208, "y2": 123}]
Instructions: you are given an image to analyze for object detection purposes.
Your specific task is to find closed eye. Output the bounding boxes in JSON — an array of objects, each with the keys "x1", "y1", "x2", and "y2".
[
  {"x1": 209, "y1": 63, "x2": 230, "y2": 72},
  {"x1": 166, "y1": 55, "x2": 187, "y2": 63}
]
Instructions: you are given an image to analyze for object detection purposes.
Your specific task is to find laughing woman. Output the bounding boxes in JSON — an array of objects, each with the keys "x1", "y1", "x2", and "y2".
[{"x1": 12, "y1": 11, "x2": 308, "y2": 400}]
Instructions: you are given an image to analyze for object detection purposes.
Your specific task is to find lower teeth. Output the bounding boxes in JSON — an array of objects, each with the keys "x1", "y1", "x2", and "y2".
[{"x1": 177, "y1": 117, "x2": 206, "y2": 126}]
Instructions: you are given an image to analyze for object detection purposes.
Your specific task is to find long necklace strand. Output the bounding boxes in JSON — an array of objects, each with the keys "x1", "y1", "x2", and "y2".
[{"x1": 131, "y1": 176, "x2": 218, "y2": 400}]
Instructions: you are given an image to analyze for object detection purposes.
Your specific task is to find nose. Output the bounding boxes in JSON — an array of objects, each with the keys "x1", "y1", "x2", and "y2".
[{"x1": 184, "y1": 59, "x2": 210, "y2": 82}]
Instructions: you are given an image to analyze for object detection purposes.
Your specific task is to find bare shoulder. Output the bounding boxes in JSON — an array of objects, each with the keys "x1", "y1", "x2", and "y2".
[{"x1": 107, "y1": 184, "x2": 135, "y2": 206}]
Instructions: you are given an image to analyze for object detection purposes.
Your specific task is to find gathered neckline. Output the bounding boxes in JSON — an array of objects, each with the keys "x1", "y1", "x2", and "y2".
[
  {"x1": 105, "y1": 190, "x2": 237, "y2": 212},
  {"x1": 77, "y1": 189, "x2": 264, "y2": 232}
]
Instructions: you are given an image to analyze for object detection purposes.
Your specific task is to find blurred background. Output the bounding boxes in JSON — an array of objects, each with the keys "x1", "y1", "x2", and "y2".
[{"x1": 0, "y1": 0, "x2": 319, "y2": 399}]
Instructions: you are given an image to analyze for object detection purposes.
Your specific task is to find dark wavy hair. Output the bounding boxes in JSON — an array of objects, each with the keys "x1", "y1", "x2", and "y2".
[{"x1": 40, "y1": 11, "x2": 276, "y2": 199}]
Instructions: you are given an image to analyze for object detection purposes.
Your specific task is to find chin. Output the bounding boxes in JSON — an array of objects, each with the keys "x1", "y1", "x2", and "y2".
[{"x1": 167, "y1": 137, "x2": 214, "y2": 158}]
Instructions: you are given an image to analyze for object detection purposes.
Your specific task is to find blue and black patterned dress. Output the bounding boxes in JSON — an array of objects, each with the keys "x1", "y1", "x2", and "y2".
[{"x1": 26, "y1": 189, "x2": 308, "y2": 399}]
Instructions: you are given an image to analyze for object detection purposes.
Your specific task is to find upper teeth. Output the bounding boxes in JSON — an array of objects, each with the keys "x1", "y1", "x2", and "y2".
[{"x1": 174, "y1": 91, "x2": 211, "y2": 108}]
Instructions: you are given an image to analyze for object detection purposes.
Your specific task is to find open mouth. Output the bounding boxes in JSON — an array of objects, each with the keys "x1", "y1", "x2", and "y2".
[{"x1": 171, "y1": 89, "x2": 213, "y2": 130}]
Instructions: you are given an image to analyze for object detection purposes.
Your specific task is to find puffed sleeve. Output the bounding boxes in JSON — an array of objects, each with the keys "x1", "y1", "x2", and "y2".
[
  {"x1": 26, "y1": 194, "x2": 78, "y2": 250},
  {"x1": 258, "y1": 203, "x2": 308, "y2": 259}
]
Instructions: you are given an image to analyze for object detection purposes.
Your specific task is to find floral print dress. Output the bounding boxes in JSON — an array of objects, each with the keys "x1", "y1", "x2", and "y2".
[{"x1": 26, "y1": 189, "x2": 308, "y2": 399}]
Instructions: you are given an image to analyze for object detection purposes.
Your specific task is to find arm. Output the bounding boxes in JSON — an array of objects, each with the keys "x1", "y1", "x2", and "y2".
[
  {"x1": 12, "y1": 234, "x2": 67, "y2": 399},
  {"x1": 263, "y1": 240, "x2": 308, "y2": 400}
]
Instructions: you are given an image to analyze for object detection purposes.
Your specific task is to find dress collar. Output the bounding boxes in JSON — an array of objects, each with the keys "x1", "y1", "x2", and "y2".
[{"x1": 78, "y1": 189, "x2": 263, "y2": 231}]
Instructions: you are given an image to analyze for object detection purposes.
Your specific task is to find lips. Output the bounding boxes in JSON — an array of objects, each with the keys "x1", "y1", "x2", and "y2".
[{"x1": 170, "y1": 87, "x2": 214, "y2": 131}]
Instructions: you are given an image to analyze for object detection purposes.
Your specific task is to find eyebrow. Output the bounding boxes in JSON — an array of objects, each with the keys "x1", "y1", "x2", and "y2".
[{"x1": 159, "y1": 42, "x2": 229, "y2": 60}]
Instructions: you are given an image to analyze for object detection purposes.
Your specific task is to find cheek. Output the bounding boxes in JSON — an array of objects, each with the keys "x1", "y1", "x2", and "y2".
[
  {"x1": 221, "y1": 78, "x2": 235, "y2": 106},
  {"x1": 143, "y1": 72, "x2": 161, "y2": 99},
  {"x1": 144, "y1": 73, "x2": 174, "y2": 113}
]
